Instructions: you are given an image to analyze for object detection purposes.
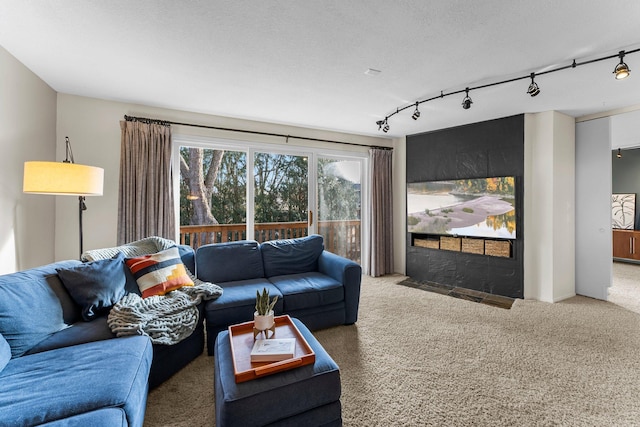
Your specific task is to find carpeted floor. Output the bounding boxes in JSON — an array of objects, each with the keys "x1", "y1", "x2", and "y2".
[{"x1": 144, "y1": 271, "x2": 640, "y2": 426}]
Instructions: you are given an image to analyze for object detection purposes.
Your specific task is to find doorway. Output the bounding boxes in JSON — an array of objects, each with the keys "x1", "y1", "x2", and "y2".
[{"x1": 610, "y1": 142, "x2": 640, "y2": 313}]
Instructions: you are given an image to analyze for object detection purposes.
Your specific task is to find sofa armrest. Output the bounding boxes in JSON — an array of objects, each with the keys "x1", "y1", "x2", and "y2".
[{"x1": 318, "y1": 251, "x2": 362, "y2": 324}]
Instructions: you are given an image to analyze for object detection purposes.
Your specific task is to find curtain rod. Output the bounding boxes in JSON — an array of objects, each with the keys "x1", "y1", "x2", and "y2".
[{"x1": 123, "y1": 115, "x2": 393, "y2": 151}]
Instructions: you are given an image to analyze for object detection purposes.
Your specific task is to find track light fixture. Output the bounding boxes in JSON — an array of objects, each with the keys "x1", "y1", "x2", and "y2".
[
  {"x1": 461, "y1": 88, "x2": 472, "y2": 110},
  {"x1": 376, "y1": 46, "x2": 639, "y2": 132},
  {"x1": 412, "y1": 102, "x2": 421, "y2": 120},
  {"x1": 376, "y1": 117, "x2": 390, "y2": 132},
  {"x1": 382, "y1": 118, "x2": 390, "y2": 133},
  {"x1": 614, "y1": 51, "x2": 630, "y2": 80},
  {"x1": 527, "y1": 73, "x2": 541, "y2": 97},
  {"x1": 617, "y1": 148, "x2": 622, "y2": 158}
]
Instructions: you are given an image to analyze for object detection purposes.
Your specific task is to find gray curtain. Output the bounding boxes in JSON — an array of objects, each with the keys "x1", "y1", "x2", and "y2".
[
  {"x1": 118, "y1": 120, "x2": 175, "y2": 245},
  {"x1": 369, "y1": 148, "x2": 393, "y2": 276}
]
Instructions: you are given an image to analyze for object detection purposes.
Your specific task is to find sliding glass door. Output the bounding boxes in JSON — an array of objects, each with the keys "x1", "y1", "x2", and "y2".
[{"x1": 175, "y1": 138, "x2": 365, "y2": 262}]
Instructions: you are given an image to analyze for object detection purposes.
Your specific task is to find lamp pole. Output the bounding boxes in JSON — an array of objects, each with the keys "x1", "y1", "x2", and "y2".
[{"x1": 78, "y1": 196, "x2": 87, "y2": 258}]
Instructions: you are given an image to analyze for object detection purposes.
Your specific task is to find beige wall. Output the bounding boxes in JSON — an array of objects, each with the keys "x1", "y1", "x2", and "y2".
[
  {"x1": 392, "y1": 136, "x2": 406, "y2": 274},
  {"x1": 524, "y1": 111, "x2": 576, "y2": 302},
  {"x1": 0, "y1": 46, "x2": 57, "y2": 273},
  {"x1": 56, "y1": 94, "x2": 392, "y2": 261}
]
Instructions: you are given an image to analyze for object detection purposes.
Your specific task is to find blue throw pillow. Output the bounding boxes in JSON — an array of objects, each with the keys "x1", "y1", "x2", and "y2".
[
  {"x1": 56, "y1": 253, "x2": 127, "y2": 321},
  {"x1": 0, "y1": 333, "x2": 10, "y2": 372}
]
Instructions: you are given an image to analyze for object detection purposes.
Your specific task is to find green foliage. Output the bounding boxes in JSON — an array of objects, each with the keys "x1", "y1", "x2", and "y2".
[
  {"x1": 407, "y1": 216, "x2": 420, "y2": 226},
  {"x1": 254, "y1": 153, "x2": 308, "y2": 222},
  {"x1": 180, "y1": 150, "x2": 361, "y2": 229},
  {"x1": 255, "y1": 287, "x2": 278, "y2": 315},
  {"x1": 462, "y1": 207, "x2": 474, "y2": 213},
  {"x1": 211, "y1": 151, "x2": 247, "y2": 224},
  {"x1": 181, "y1": 149, "x2": 310, "y2": 225},
  {"x1": 454, "y1": 176, "x2": 515, "y2": 196}
]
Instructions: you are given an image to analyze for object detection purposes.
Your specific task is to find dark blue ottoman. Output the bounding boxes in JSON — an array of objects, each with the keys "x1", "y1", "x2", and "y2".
[{"x1": 214, "y1": 317, "x2": 342, "y2": 427}]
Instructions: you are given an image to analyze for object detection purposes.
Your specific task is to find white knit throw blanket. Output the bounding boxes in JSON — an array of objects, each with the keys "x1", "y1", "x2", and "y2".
[
  {"x1": 81, "y1": 236, "x2": 177, "y2": 262},
  {"x1": 83, "y1": 236, "x2": 224, "y2": 345},
  {"x1": 108, "y1": 282, "x2": 223, "y2": 345}
]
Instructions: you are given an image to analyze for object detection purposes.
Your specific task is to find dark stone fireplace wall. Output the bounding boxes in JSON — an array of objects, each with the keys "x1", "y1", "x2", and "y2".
[{"x1": 406, "y1": 114, "x2": 524, "y2": 299}]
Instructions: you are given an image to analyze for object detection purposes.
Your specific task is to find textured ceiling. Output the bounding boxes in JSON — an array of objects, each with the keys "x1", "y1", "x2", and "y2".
[{"x1": 1, "y1": 0, "x2": 640, "y2": 138}]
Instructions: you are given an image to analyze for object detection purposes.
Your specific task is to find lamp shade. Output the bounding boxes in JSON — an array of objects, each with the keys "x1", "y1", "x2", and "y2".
[{"x1": 23, "y1": 161, "x2": 104, "y2": 196}]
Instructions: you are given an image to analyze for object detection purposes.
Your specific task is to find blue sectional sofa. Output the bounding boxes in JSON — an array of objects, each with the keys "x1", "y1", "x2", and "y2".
[
  {"x1": 0, "y1": 249, "x2": 202, "y2": 426},
  {"x1": 196, "y1": 234, "x2": 362, "y2": 355},
  {"x1": 0, "y1": 234, "x2": 361, "y2": 425},
  {"x1": 0, "y1": 261, "x2": 154, "y2": 426}
]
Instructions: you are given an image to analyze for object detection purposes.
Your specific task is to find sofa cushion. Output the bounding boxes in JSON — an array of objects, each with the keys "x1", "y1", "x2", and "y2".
[
  {"x1": 0, "y1": 260, "x2": 82, "y2": 358},
  {"x1": 38, "y1": 408, "x2": 127, "y2": 426},
  {"x1": 205, "y1": 279, "x2": 283, "y2": 313},
  {"x1": 176, "y1": 244, "x2": 196, "y2": 276},
  {"x1": 269, "y1": 272, "x2": 344, "y2": 311},
  {"x1": 0, "y1": 335, "x2": 152, "y2": 427},
  {"x1": 0, "y1": 333, "x2": 10, "y2": 372},
  {"x1": 260, "y1": 234, "x2": 324, "y2": 277},
  {"x1": 56, "y1": 253, "x2": 127, "y2": 321},
  {"x1": 126, "y1": 247, "x2": 194, "y2": 298},
  {"x1": 204, "y1": 278, "x2": 283, "y2": 338},
  {"x1": 24, "y1": 316, "x2": 114, "y2": 355},
  {"x1": 196, "y1": 240, "x2": 264, "y2": 283}
]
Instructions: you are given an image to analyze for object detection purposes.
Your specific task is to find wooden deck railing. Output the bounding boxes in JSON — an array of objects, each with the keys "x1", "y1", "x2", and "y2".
[{"x1": 179, "y1": 220, "x2": 361, "y2": 262}]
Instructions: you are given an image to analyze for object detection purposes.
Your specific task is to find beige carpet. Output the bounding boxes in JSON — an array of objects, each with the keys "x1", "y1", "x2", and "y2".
[{"x1": 145, "y1": 274, "x2": 640, "y2": 426}]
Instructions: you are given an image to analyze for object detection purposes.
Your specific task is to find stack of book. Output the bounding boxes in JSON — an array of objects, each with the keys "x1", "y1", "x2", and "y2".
[{"x1": 250, "y1": 338, "x2": 296, "y2": 362}]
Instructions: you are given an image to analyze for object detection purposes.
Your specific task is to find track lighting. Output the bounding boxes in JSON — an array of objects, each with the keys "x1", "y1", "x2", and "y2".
[
  {"x1": 617, "y1": 148, "x2": 622, "y2": 158},
  {"x1": 376, "y1": 46, "x2": 639, "y2": 132},
  {"x1": 614, "y1": 51, "x2": 630, "y2": 80},
  {"x1": 461, "y1": 88, "x2": 472, "y2": 110},
  {"x1": 527, "y1": 73, "x2": 541, "y2": 97},
  {"x1": 382, "y1": 118, "x2": 389, "y2": 133},
  {"x1": 412, "y1": 102, "x2": 420, "y2": 120},
  {"x1": 376, "y1": 118, "x2": 390, "y2": 132}
]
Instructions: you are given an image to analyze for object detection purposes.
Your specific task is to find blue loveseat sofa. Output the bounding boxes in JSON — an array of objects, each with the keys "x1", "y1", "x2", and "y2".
[{"x1": 196, "y1": 234, "x2": 362, "y2": 355}]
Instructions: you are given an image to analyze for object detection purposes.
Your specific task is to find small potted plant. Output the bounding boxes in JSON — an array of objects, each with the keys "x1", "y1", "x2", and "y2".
[{"x1": 254, "y1": 287, "x2": 278, "y2": 332}]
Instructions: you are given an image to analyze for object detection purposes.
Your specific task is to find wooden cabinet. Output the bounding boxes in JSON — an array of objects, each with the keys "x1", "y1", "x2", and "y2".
[{"x1": 613, "y1": 229, "x2": 640, "y2": 260}]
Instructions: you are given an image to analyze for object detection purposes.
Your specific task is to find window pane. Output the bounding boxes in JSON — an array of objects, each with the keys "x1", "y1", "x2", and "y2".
[
  {"x1": 254, "y1": 152, "x2": 308, "y2": 242},
  {"x1": 317, "y1": 158, "x2": 361, "y2": 262},
  {"x1": 179, "y1": 147, "x2": 246, "y2": 247}
]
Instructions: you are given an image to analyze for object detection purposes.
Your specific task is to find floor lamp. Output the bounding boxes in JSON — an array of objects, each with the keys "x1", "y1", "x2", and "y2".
[{"x1": 23, "y1": 137, "x2": 104, "y2": 259}]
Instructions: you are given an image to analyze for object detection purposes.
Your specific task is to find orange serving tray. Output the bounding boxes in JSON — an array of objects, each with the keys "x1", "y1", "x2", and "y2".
[{"x1": 228, "y1": 314, "x2": 316, "y2": 383}]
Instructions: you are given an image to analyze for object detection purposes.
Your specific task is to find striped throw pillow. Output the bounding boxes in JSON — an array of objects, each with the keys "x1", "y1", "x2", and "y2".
[{"x1": 125, "y1": 247, "x2": 194, "y2": 298}]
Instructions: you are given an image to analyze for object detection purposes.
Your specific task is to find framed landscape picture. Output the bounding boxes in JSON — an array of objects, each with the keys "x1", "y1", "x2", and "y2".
[{"x1": 612, "y1": 193, "x2": 636, "y2": 229}]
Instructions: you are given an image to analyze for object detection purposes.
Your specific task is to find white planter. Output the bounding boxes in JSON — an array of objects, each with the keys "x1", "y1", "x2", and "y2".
[{"x1": 254, "y1": 311, "x2": 275, "y2": 331}]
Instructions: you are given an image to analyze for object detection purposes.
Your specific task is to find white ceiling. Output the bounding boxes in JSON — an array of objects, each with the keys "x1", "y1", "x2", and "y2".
[{"x1": 1, "y1": 0, "x2": 640, "y2": 139}]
